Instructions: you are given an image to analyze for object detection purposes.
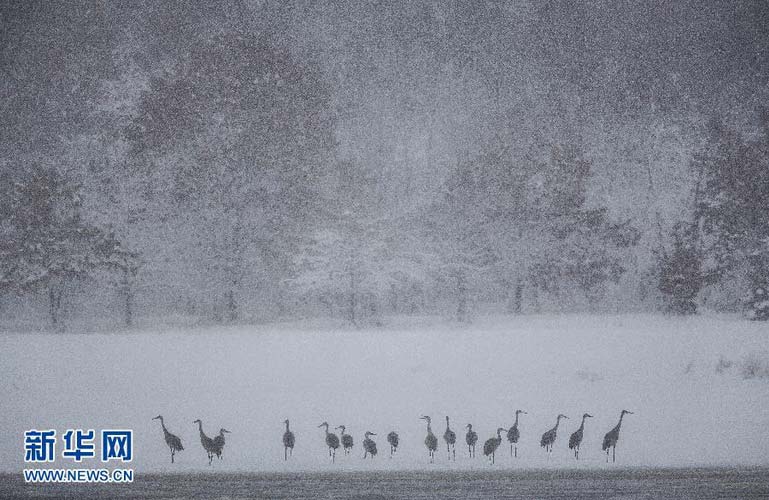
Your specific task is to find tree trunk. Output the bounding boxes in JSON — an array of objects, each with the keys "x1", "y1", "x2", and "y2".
[
  {"x1": 225, "y1": 289, "x2": 237, "y2": 322},
  {"x1": 348, "y1": 271, "x2": 357, "y2": 326},
  {"x1": 48, "y1": 284, "x2": 63, "y2": 330},
  {"x1": 456, "y1": 270, "x2": 468, "y2": 322},
  {"x1": 122, "y1": 268, "x2": 133, "y2": 327},
  {"x1": 506, "y1": 279, "x2": 524, "y2": 314}
]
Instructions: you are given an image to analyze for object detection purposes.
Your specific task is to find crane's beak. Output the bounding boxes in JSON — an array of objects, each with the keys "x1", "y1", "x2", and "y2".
[{"x1": 224, "y1": 429, "x2": 231, "y2": 433}]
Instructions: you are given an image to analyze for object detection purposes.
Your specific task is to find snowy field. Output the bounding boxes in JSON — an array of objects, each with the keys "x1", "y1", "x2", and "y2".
[{"x1": 1, "y1": 314, "x2": 768, "y2": 473}]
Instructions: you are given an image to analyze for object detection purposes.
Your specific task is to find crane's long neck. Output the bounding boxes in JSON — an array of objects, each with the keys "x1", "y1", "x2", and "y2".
[
  {"x1": 514, "y1": 413, "x2": 520, "y2": 427},
  {"x1": 554, "y1": 417, "x2": 562, "y2": 431},
  {"x1": 426, "y1": 423, "x2": 433, "y2": 434},
  {"x1": 285, "y1": 422, "x2": 290, "y2": 432},
  {"x1": 616, "y1": 413, "x2": 625, "y2": 431},
  {"x1": 446, "y1": 417, "x2": 450, "y2": 430},
  {"x1": 197, "y1": 421, "x2": 206, "y2": 439},
  {"x1": 579, "y1": 416, "x2": 587, "y2": 431}
]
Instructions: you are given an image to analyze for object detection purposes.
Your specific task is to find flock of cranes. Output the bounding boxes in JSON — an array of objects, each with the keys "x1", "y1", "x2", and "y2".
[{"x1": 153, "y1": 410, "x2": 634, "y2": 466}]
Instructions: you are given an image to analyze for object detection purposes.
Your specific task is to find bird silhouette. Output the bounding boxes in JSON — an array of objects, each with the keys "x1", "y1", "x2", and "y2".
[
  {"x1": 443, "y1": 416, "x2": 457, "y2": 461},
  {"x1": 507, "y1": 409, "x2": 527, "y2": 458},
  {"x1": 603, "y1": 410, "x2": 633, "y2": 463},
  {"x1": 421, "y1": 416, "x2": 438, "y2": 462},
  {"x1": 283, "y1": 419, "x2": 295, "y2": 461},
  {"x1": 569, "y1": 413, "x2": 593, "y2": 460},
  {"x1": 483, "y1": 428, "x2": 507, "y2": 464},
  {"x1": 387, "y1": 431, "x2": 399, "y2": 457},
  {"x1": 363, "y1": 431, "x2": 377, "y2": 458},
  {"x1": 337, "y1": 425, "x2": 354, "y2": 456},
  {"x1": 212, "y1": 428, "x2": 231, "y2": 460},
  {"x1": 318, "y1": 422, "x2": 340, "y2": 462},
  {"x1": 193, "y1": 419, "x2": 217, "y2": 465},
  {"x1": 465, "y1": 424, "x2": 478, "y2": 458},
  {"x1": 152, "y1": 415, "x2": 183, "y2": 463},
  {"x1": 540, "y1": 414, "x2": 568, "y2": 456}
]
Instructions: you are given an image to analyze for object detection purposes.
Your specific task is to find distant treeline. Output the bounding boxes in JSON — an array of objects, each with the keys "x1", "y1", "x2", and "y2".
[{"x1": 1, "y1": 2, "x2": 768, "y2": 330}]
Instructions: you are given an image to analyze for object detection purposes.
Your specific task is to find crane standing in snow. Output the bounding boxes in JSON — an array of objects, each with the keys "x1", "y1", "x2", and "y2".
[
  {"x1": 193, "y1": 419, "x2": 217, "y2": 465},
  {"x1": 318, "y1": 422, "x2": 340, "y2": 462},
  {"x1": 152, "y1": 415, "x2": 184, "y2": 464},
  {"x1": 540, "y1": 414, "x2": 568, "y2": 456},
  {"x1": 387, "y1": 431, "x2": 399, "y2": 457},
  {"x1": 283, "y1": 419, "x2": 295, "y2": 461},
  {"x1": 337, "y1": 425, "x2": 354, "y2": 456},
  {"x1": 483, "y1": 428, "x2": 507, "y2": 464},
  {"x1": 603, "y1": 410, "x2": 633, "y2": 463},
  {"x1": 443, "y1": 416, "x2": 456, "y2": 461},
  {"x1": 421, "y1": 416, "x2": 438, "y2": 462},
  {"x1": 507, "y1": 409, "x2": 527, "y2": 458},
  {"x1": 212, "y1": 428, "x2": 231, "y2": 460},
  {"x1": 363, "y1": 431, "x2": 377, "y2": 458},
  {"x1": 465, "y1": 424, "x2": 478, "y2": 458},
  {"x1": 569, "y1": 413, "x2": 593, "y2": 460}
]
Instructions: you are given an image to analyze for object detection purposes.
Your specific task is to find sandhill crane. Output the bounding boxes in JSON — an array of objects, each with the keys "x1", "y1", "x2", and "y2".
[
  {"x1": 283, "y1": 419, "x2": 295, "y2": 461},
  {"x1": 363, "y1": 431, "x2": 377, "y2": 458},
  {"x1": 603, "y1": 410, "x2": 633, "y2": 463},
  {"x1": 212, "y1": 428, "x2": 231, "y2": 460},
  {"x1": 465, "y1": 424, "x2": 478, "y2": 458},
  {"x1": 483, "y1": 428, "x2": 507, "y2": 464},
  {"x1": 193, "y1": 419, "x2": 217, "y2": 465},
  {"x1": 420, "y1": 416, "x2": 438, "y2": 462},
  {"x1": 318, "y1": 422, "x2": 340, "y2": 462},
  {"x1": 507, "y1": 409, "x2": 527, "y2": 458},
  {"x1": 337, "y1": 425, "x2": 354, "y2": 456},
  {"x1": 569, "y1": 413, "x2": 593, "y2": 460},
  {"x1": 444, "y1": 416, "x2": 456, "y2": 461},
  {"x1": 540, "y1": 414, "x2": 568, "y2": 456},
  {"x1": 152, "y1": 415, "x2": 184, "y2": 463},
  {"x1": 387, "y1": 431, "x2": 399, "y2": 457}
]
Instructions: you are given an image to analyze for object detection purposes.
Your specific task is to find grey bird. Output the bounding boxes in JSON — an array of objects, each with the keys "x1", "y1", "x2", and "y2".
[
  {"x1": 283, "y1": 419, "x2": 295, "y2": 461},
  {"x1": 507, "y1": 409, "x2": 527, "y2": 458},
  {"x1": 443, "y1": 416, "x2": 457, "y2": 461},
  {"x1": 483, "y1": 428, "x2": 507, "y2": 464},
  {"x1": 603, "y1": 410, "x2": 633, "y2": 463},
  {"x1": 465, "y1": 424, "x2": 478, "y2": 458},
  {"x1": 152, "y1": 415, "x2": 184, "y2": 463},
  {"x1": 193, "y1": 419, "x2": 217, "y2": 465},
  {"x1": 363, "y1": 431, "x2": 377, "y2": 458},
  {"x1": 318, "y1": 422, "x2": 340, "y2": 462},
  {"x1": 569, "y1": 413, "x2": 593, "y2": 460},
  {"x1": 421, "y1": 416, "x2": 438, "y2": 462},
  {"x1": 387, "y1": 431, "x2": 399, "y2": 457},
  {"x1": 212, "y1": 428, "x2": 231, "y2": 460},
  {"x1": 540, "y1": 414, "x2": 568, "y2": 455},
  {"x1": 337, "y1": 425, "x2": 354, "y2": 455}
]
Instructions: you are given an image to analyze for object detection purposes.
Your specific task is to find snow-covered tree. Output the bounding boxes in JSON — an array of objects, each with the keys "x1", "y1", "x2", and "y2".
[
  {"x1": 695, "y1": 115, "x2": 769, "y2": 319},
  {"x1": 0, "y1": 167, "x2": 134, "y2": 328},
  {"x1": 654, "y1": 222, "x2": 705, "y2": 315}
]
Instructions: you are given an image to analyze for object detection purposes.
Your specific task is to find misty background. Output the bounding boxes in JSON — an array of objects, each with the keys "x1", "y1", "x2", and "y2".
[{"x1": 2, "y1": 0, "x2": 769, "y2": 331}]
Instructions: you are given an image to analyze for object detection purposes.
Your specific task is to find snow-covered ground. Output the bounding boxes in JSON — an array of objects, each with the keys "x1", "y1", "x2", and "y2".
[{"x1": 1, "y1": 314, "x2": 768, "y2": 473}]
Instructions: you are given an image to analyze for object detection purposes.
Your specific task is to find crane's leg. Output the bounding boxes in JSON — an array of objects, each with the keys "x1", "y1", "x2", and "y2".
[
  {"x1": 285, "y1": 447, "x2": 287, "y2": 461},
  {"x1": 453, "y1": 445, "x2": 456, "y2": 461},
  {"x1": 511, "y1": 443, "x2": 513, "y2": 456},
  {"x1": 290, "y1": 447, "x2": 293, "y2": 457},
  {"x1": 171, "y1": 450, "x2": 174, "y2": 464},
  {"x1": 515, "y1": 445, "x2": 518, "y2": 458},
  {"x1": 612, "y1": 446, "x2": 616, "y2": 463},
  {"x1": 606, "y1": 449, "x2": 609, "y2": 463}
]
